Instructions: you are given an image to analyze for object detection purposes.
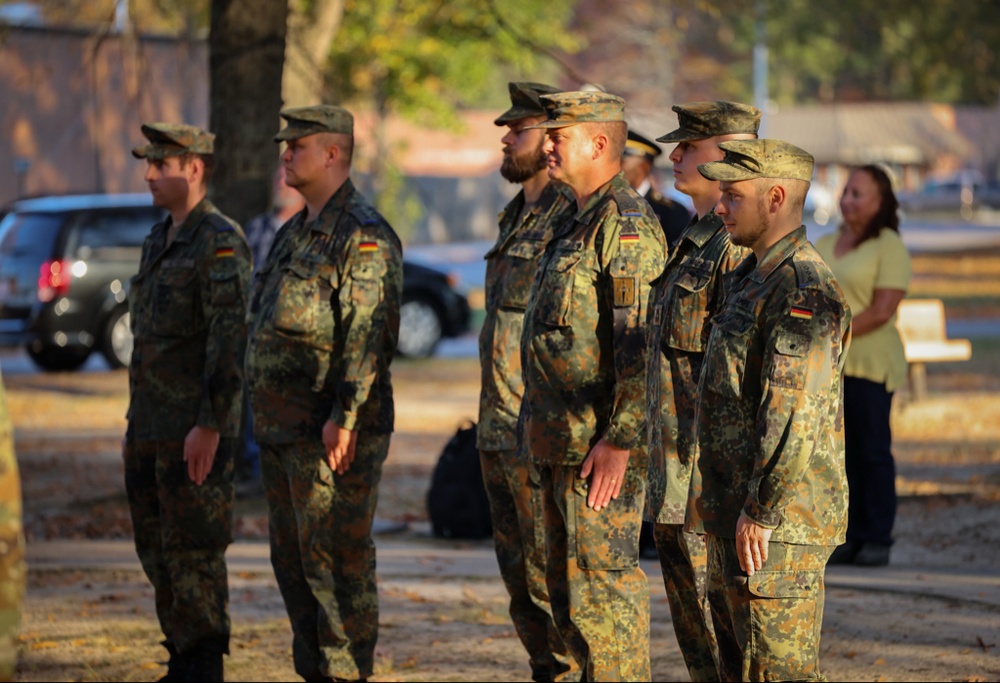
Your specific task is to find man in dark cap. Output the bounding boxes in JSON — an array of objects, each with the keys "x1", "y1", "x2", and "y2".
[
  {"x1": 643, "y1": 100, "x2": 759, "y2": 682},
  {"x1": 623, "y1": 129, "x2": 692, "y2": 248},
  {"x1": 478, "y1": 81, "x2": 578, "y2": 682},
  {"x1": 125, "y1": 122, "x2": 251, "y2": 681},
  {"x1": 245, "y1": 105, "x2": 403, "y2": 683},
  {"x1": 520, "y1": 91, "x2": 667, "y2": 681},
  {"x1": 694, "y1": 139, "x2": 850, "y2": 681}
]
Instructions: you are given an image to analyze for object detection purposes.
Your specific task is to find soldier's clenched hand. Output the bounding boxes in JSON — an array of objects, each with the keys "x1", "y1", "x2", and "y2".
[
  {"x1": 183, "y1": 425, "x2": 220, "y2": 485},
  {"x1": 323, "y1": 421, "x2": 357, "y2": 476},
  {"x1": 579, "y1": 438, "x2": 630, "y2": 512}
]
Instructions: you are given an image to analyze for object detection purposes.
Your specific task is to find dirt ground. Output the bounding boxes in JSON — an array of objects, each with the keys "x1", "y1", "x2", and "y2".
[{"x1": 6, "y1": 248, "x2": 1000, "y2": 682}]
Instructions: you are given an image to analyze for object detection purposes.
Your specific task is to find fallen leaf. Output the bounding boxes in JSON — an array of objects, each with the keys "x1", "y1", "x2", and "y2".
[
  {"x1": 30, "y1": 641, "x2": 59, "y2": 650},
  {"x1": 873, "y1": 657, "x2": 885, "y2": 665}
]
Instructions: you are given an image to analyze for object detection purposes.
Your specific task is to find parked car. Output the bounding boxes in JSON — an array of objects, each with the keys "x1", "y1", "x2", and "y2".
[
  {"x1": 898, "y1": 174, "x2": 1000, "y2": 216},
  {"x1": 0, "y1": 193, "x2": 470, "y2": 371}
]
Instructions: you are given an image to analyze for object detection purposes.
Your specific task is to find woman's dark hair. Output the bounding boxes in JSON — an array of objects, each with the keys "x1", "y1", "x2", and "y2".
[{"x1": 854, "y1": 164, "x2": 900, "y2": 242}]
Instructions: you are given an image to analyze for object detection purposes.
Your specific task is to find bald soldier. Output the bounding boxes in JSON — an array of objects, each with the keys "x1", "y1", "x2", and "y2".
[
  {"x1": 521, "y1": 91, "x2": 667, "y2": 681},
  {"x1": 478, "y1": 82, "x2": 578, "y2": 682},
  {"x1": 694, "y1": 140, "x2": 851, "y2": 681},
  {"x1": 246, "y1": 105, "x2": 403, "y2": 683},
  {"x1": 125, "y1": 122, "x2": 252, "y2": 681},
  {"x1": 644, "y1": 101, "x2": 759, "y2": 682}
]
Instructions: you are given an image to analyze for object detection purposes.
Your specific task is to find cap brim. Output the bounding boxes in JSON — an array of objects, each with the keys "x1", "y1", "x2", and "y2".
[
  {"x1": 131, "y1": 146, "x2": 149, "y2": 159},
  {"x1": 523, "y1": 120, "x2": 579, "y2": 130},
  {"x1": 494, "y1": 107, "x2": 545, "y2": 126},
  {"x1": 697, "y1": 161, "x2": 760, "y2": 182},
  {"x1": 656, "y1": 127, "x2": 707, "y2": 143}
]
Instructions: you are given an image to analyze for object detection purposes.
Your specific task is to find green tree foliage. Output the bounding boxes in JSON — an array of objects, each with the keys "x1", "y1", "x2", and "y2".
[{"x1": 674, "y1": 0, "x2": 1000, "y2": 106}]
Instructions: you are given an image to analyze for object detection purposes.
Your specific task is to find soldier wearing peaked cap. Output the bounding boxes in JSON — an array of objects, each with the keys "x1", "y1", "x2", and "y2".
[
  {"x1": 519, "y1": 91, "x2": 667, "y2": 680},
  {"x1": 246, "y1": 105, "x2": 403, "y2": 682},
  {"x1": 643, "y1": 100, "x2": 760, "y2": 682},
  {"x1": 125, "y1": 122, "x2": 251, "y2": 681},
  {"x1": 478, "y1": 81, "x2": 579, "y2": 682},
  {"x1": 692, "y1": 139, "x2": 851, "y2": 681},
  {"x1": 622, "y1": 129, "x2": 692, "y2": 248}
]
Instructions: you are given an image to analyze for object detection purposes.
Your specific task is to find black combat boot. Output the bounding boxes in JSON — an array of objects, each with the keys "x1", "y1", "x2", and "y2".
[
  {"x1": 157, "y1": 641, "x2": 188, "y2": 682},
  {"x1": 180, "y1": 643, "x2": 224, "y2": 682}
]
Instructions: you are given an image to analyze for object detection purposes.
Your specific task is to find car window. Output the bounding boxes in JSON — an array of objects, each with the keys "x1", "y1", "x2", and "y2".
[
  {"x1": 71, "y1": 208, "x2": 160, "y2": 260},
  {"x1": 0, "y1": 212, "x2": 62, "y2": 263}
]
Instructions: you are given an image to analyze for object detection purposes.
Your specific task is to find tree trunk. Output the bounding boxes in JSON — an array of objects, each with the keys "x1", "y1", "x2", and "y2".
[
  {"x1": 283, "y1": 0, "x2": 345, "y2": 108},
  {"x1": 209, "y1": 0, "x2": 288, "y2": 226}
]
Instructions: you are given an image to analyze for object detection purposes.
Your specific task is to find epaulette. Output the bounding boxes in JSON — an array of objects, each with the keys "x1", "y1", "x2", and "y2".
[
  {"x1": 348, "y1": 201, "x2": 381, "y2": 227},
  {"x1": 612, "y1": 188, "x2": 644, "y2": 236},
  {"x1": 206, "y1": 213, "x2": 237, "y2": 235},
  {"x1": 795, "y1": 259, "x2": 822, "y2": 289}
]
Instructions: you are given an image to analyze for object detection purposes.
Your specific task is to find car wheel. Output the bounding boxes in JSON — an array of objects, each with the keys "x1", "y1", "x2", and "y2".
[
  {"x1": 397, "y1": 296, "x2": 443, "y2": 359},
  {"x1": 101, "y1": 307, "x2": 133, "y2": 369},
  {"x1": 26, "y1": 343, "x2": 91, "y2": 372}
]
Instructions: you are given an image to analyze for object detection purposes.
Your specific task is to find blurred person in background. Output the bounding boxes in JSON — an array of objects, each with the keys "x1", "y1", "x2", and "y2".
[
  {"x1": 622, "y1": 129, "x2": 692, "y2": 249},
  {"x1": 816, "y1": 165, "x2": 911, "y2": 568}
]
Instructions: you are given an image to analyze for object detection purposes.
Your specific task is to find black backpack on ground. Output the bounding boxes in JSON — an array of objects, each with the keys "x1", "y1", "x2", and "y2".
[{"x1": 426, "y1": 420, "x2": 493, "y2": 540}]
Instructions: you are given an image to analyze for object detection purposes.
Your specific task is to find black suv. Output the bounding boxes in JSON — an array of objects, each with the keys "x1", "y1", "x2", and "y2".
[{"x1": 0, "y1": 193, "x2": 470, "y2": 371}]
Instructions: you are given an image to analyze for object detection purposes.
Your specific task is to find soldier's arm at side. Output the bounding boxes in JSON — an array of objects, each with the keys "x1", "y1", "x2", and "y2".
[
  {"x1": 326, "y1": 227, "x2": 402, "y2": 452},
  {"x1": 188, "y1": 223, "x2": 252, "y2": 484},
  {"x1": 744, "y1": 288, "x2": 848, "y2": 528},
  {"x1": 583, "y1": 213, "x2": 667, "y2": 510}
]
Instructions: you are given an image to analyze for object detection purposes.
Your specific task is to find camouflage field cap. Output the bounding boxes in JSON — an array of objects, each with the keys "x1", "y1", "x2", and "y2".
[
  {"x1": 494, "y1": 82, "x2": 561, "y2": 126},
  {"x1": 131, "y1": 122, "x2": 214, "y2": 159},
  {"x1": 698, "y1": 139, "x2": 814, "y2": 182},
  {"x1": 657, "y1": 101, "x2": 761, "y2": 143},
  {"x1": 274, "y1": 105, "x2": 354, "y2": 142},
  {"x1": 624, "y1": 129, "x2": 662, "y2": 161},
  {"x1": 526, "y1": 91, "x2": 626, "y2": 129}
]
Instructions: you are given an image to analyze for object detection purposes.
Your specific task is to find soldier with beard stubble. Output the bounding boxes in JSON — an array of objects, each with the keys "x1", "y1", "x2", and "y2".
[{"x1": 478, "y1": 81, "x2": 578, "y2": 682}]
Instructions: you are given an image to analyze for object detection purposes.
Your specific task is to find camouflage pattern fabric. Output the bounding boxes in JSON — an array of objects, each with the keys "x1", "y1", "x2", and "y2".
[
  {"x1": 521, "y1": 172, "x2": 667, "y2": 465},
  {"x1": 246, "y1": 178, "x2": 401, "y2": 679},
  {"x1": 0, "y1": 374, "x2": 23, "y2": 682},
  {"x1": 480, "y1": 450, "x2": 577, "y2": 681},
  {"x1": 521, "y1": 172, "x2": 666, "y2": 679},
  {"x1": 538, "y1": 464, "x2": 651, "y2": 681},
  {"x1": 132, "y1": 122, "x2": 215, "y2": 159},
  {"x1": 699, "y1": 139, "x2": 814, "y2": 183},
  {"x1": 477, "y1": 181, "x2": 577, "y2": 681},
  {"x1": 652, "y1": 524, "x2": 718, "y2": 682},
  {"x1": 478, "y1": 181, "x2": 575, "y2": 451},
  {"x1": 692, "y1": 226, "x2": 850, "y2": 681},
  {"x1": 246, "y1": 178, "x2": 402, "y2": 442},
  {"x1": 124, "y1": 437, "x2": 235, "y2": 653},
  {"x1": 707, "y1": 536, "x2": 833, "y2": 682},
  {"x1": 529, "y1": 91, "x2": 626, "y2": 128},
  {"x1": 125, "y1": 198, "x2": 249, "y2": 657},
  {"x1": 656, "y1": 101, "x2": 761, "y2": 144},
  {"x1": 689, "y1": 226, "x2": 851, "y2": 544},
  {"x1": 127, "y1": 198, "x2": 251, "y2": 441},
  {"x1": 644, "y1": 211, "x2": 745, "y2": 682},
  {"x1": 260, "y1": 435, "x2": 389, "y2": 681}
]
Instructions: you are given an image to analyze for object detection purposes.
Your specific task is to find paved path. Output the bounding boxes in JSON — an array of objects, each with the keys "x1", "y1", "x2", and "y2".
[{"x1": 26, "y1": 535, "x2": 1000, "y2": 609}]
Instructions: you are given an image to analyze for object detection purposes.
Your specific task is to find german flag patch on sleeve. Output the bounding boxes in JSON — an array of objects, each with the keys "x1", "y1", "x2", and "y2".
[
  {"x1": 215, "y1": 246, "x2": 235, "y2": 259},
  {"x1": 358, "y1": 241, "x2": 379, "y2": 253},
  {"x1": 790, "y1": 306, "x2": 813, "y2": 320}
]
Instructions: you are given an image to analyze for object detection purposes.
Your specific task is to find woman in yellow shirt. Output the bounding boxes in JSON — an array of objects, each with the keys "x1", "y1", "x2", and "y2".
[{"x1": 816, "y1": 165, "x2": 912, "y2": 567}]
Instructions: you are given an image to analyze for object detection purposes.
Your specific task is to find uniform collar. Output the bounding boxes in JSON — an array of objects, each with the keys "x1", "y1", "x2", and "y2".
[
  {"x1": 680, "y1": 211, "x2": 723, "y2": 249},
  {"x1": 746, "y1": 225, "x2": 809, "y2": 283},
  {"x1": 307, "y1": 178, "x2": 356, "y2": 236},
  {"x1": 573, "y1": 172, "x2": 629, "y2": 226},
  {"x1": 164, "y1": 197, "x2": 213, "y2": 245}
]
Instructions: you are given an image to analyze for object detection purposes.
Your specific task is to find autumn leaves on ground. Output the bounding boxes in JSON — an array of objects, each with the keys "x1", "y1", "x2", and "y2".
[{"x1": 6, "y1": 246, "x2": 1000, "y2": 681}]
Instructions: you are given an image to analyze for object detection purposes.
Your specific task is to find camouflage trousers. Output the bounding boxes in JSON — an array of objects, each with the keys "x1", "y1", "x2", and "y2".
[
  {"x1": 260, "y1": 433, "x2": 389, "y2": 681},
  {"x1": 123, "y1": 436, "x2": 235, "y2": 654},
  {"x1": 0, "y1": 381, "x2": 23, "y2": 683},
  {"x1": 480, "y1": 450, "x2": 577, "y2": 682},
  {"x1": 706, "y1": 535, "x2": 832, "y2": 682},
  {"x1": 537, "y1": 464, "x2": 650, "y2": 682},
  {"x1": 652, "y1": 523, "x2": 719, "y2": 681}
]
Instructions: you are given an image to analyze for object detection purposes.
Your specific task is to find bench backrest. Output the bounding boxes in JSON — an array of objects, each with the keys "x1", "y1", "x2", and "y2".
[{"x1": 896, "y1": 298, "x2": 949, "y2": 344}]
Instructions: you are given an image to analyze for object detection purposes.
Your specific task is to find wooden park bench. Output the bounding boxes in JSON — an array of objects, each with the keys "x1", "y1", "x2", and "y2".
[{"x1": 894, "y1": 298, "x2": 972, "y2": 401}]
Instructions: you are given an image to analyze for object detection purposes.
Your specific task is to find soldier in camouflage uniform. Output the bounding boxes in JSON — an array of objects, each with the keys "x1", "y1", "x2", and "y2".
[
  {"x1": 644, "y1": 101, "x2": 760, "y2": 682},
  {"x1": 693, "y1": 140, "x2": 851, "y2": 681},
  {"x1": 520, "y1": 91, "x2": 668, "y2": 681},
  {"x1": 0, "y1": 372, "x2": 24, "y2": 683},
  {"x1": 246, "y1": 105, "x2": 403, "y2": 683},
  {"x1": 125, "y1": 123, "x2": 251, "y2": 681},
  {"x1": 478, "y1": 81, "x2": 578, "y2": 682}
]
